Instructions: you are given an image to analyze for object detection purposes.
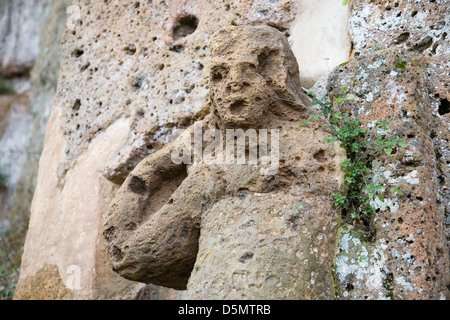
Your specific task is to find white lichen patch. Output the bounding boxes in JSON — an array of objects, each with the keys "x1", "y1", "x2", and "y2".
[
  {"x1": 380, "y1": 167, "x2": 421, "y2": 187},
  {"x1": 370, "y1": 196, "x2": 400, "y2": 213},
  {"x1": 404, "y1": 170, "x2": 420, "y2": 185},
  {"x1": 334, "y1": 229, "x2": 392, "y2": 300},
  {"x1": 395, "y1": 275, "x2": 415, "y2": 292},
  {"x1": 367, "y1": 58, "x2": 385, "y2": 69}
]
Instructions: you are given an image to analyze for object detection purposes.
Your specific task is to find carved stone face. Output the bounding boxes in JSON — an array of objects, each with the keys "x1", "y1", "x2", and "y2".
[
  {"x1": 210, "y1": 53, "x2": 274, "y2": 128},
  {"x1": 209, "y1": 26, "x2": 302, "y2": 129}
]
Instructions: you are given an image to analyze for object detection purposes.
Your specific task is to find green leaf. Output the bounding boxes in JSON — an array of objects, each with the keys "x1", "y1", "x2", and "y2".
[
  {"x1": 385, "y1": 147, "x2": 393, "y2": 155},
  {"x1": 309, "y1": 115, "x2": 320, "y2": 121},
  {"x1": 340, "y1": 60, "x2": 350, "y2": 67},
  {"x1": 378, "y1": 195, "x2": 385, "y2": 202},
  {"x1": 395, "y1": 61, "x2": 407, "y2": 70},
  {"x1": 390, "y1": 187, "x2": 403, "y2": 196},
  {"x1": 342, "y1": 0, "x2": 348, "y2": 6},
  {"x1": 299, "y1": 121, "x2": 309, "y2": 126},
  {"x1": 345, "y1": 94, "x2": 357, "y2": 100},
  {"x1": 398, "y1": 141, "x2": 407, "y2": 148}
]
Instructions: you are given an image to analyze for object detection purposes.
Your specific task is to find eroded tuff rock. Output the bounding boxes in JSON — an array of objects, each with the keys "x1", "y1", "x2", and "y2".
[
  {"x1": 54, "y1": 0, "x2": 299, "y2": 186},
  {"x1": 327, "y1": 0, "x2": 449, "y2": 300},
  {"x1": 328, "y1": 49, "x2": 449, "y2": 300},
  {"x1": 104, "y1": 26, "x2": 346, "y2": 299}
]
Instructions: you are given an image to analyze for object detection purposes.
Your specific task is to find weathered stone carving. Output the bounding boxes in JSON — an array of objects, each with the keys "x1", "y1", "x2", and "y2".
[{"x1": 103, "y1": 25, "x2": 346, "y2": 299}]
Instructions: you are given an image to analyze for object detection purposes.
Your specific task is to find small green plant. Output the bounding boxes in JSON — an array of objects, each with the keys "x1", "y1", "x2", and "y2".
[
  {"x1": 302, "y1": 87, "x2": 406, "y2": 235},
  {"x1": 390, "y1": 186, "x2": 403, "y2": 196},
  {"x1": 395, "y1": 60, "x2": 408, "y2": 70}
]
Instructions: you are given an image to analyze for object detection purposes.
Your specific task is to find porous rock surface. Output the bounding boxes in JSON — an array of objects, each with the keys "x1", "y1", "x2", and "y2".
[
  {"x1": 16, "y1": 0, "x2": 448, "y2": 300},
  {"x1": 104, "y1": 25, "x2": 346, "y2": 299},
  {"x1": 329, "y1": 0, "x2": 450, "y2": 300},
  {"x1": 15, "y1": 0, "x2": 303, "y2": 300},
  {"x1": 55, "y1": 0, "x2": 300, "y2": 186}
]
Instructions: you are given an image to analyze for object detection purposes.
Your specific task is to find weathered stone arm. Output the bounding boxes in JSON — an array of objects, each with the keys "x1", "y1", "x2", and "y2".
[{"x1": 103, "y1": 120, "x2": 225, "y2": 289}]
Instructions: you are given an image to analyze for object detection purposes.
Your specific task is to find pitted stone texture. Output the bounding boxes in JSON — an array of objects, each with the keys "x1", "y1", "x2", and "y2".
[
  {"x1": 104, "y1": 26, "x2": 345, "y2": 298},
  {"x1": 236, "y1": 0, "x2": 298, "y2": 35},
  {"x1": 349, "y1": 0, "x2": 449, "y2": 57},
  {"x1": 348, "y1": 0, "x2": 449, "y2": 205},
  {"x1": 186, "y1": 127, "x2": 345, "y2": 300},
  {"x1": 328, "y1": 49, "x2": 449, "y2": 300},
  {"x1": 54, "y1": 0, "x2": 299, "y2": 186},
  {"x1": 341, "y1": 0, "x2": 450, "y2": 299},
  {"x1": 209, "y1": 25, "x2": 307, "y2": 131}
]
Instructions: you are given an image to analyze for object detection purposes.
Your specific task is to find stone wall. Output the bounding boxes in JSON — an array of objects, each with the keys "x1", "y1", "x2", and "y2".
[
  {"x1": 15, "y1": 0, "x2": 352, "y2": 299},
  {"x1": 331, "y1": 0, "x2": 449, "y2": 300},
  {"x1": 14, "y1": 0, "x2": 448, "y2": 300}
]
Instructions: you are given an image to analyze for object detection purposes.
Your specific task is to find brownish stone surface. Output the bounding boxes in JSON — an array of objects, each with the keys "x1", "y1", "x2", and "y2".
[
  {"x1": 329, "y1": 49, "x2": 449, "y2": 300},
  {"x1": 104, "y1": 25, "x2": 346, "y2": 299}
]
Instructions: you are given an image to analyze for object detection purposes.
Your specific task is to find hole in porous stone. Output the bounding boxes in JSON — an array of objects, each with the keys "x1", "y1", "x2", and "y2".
[
  {"x1": 314, "y1": 150, "x2": 326, "y2": 163},
  {"x1": 438, "y1": 99, "x2": 450, "y2": 115},
  {"x1": 81, "y1": 62, "x2": 90, "y2": 72},
  {"x1": 412, "y1": 36, "x2": 433, "y2": 53},
  {"x1": 172, "y1": 15, "x2": 199, "y2": 40},
  {"x1": 72, "y1": 99, "x2": 81, "y2": 111},
  {"x1": 393, "y1": 32, "x2": 410, "y2": 44},
  {"x1": 345, "y1": 283, "x2": 354, "y2": 291},
  {"x1": 71, "y1": 48, "x2": 84, "y2": 57},
  {"x1": 129, "y1": 175, "x2": 147, "y2": 195},
  {"x1": 411, "y1": 10, "x2": 418, "y2": 17},
  {"x1": 104, "y1": 226, "x2": 115, "y2": 242},
  {"x1": 239, "y1": 252, "x2": 254, "y2": 263},
  {"x1": 230, "y1": 100, "x2": 246, "y2": 114},
  {"x1": 168, "y1": 44, "x2": 185, "y2": 53},
  {"x1": 111, "y1": 246, "x2": 124, "y2": 262},
  {"x1": 124, "y1": 44, "x2": 137, "y2": 55},
  {"x1": 211, "y1": 66, "x2": 228, "y2": 84}
]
